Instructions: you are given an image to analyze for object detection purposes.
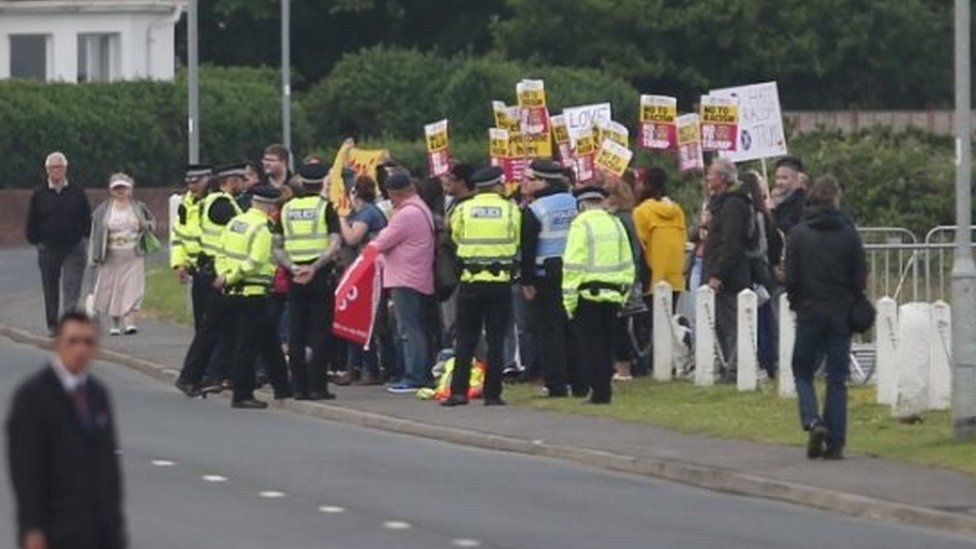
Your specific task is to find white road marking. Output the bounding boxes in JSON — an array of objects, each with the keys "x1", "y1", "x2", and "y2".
[
  {"x1": 318, "y1": 505, "x2": 346, "y2": 514},
  {"x1": 151, "y1": 459, "x2": 176, "y2": 467},
  {"x1": 383, "y1": 520, "x2": 412, "y2": 530},
  {"x1": 202, "y1": 474, "x2": 227, "y2": 483},
  {"x1": 452, "y1": 539, "x2": 481, "y2": 548},
  {"x1": 259, "y1": 491, "x2": 286, "y2": 498}
]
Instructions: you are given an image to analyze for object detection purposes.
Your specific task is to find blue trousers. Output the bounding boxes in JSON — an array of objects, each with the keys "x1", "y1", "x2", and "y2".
[
  {"x1": 792, "y1": 314, "x2": 851, "y2": 449},
  {"x1": 391, "y1": 287, "x2": 434, "y2": 387}
]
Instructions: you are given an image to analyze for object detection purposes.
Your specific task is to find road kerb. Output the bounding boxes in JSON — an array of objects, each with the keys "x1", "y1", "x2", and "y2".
[{"x1": 2, "y1": 322, "x2": 974, "y2": 538}]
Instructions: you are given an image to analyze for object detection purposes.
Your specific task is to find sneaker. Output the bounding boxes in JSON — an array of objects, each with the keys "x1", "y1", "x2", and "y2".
[
  {"x1": 386, "y1": 382, "x2": 420, "y2": 395},
  {"x1": 612, "y1": 373, "x2": 633, "y2": 382},
  {"x1": 109, "y1": 327, "x2": 122, "y2": 336},
  {"x1": 123, "y1": 325, "x2": 138, "y2": 335},
  {"x1": 807, "y1": 423, "x2": 828, "y2": 459}
]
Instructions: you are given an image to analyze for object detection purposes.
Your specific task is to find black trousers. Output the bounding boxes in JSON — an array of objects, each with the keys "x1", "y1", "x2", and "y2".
[
  {"x1": 37, "y1": 241, "x2": 86, "y2": 331},
  {"x1": 452, "y1": 282, "x2": 511, "y2": 400},
  {"x1": 715, "y1": 290, "x2": 738, "y2": 373},
  {"x1": 574, "y1": 300, "x2": 621, "y2": 403},
  {"x1": 226, "y1": 294, "x2": 290, "y2": 402},
  {"x1": 530, "y1": 274, "x2": 581, "y2": 396},
  {"x1": 179, "y1": 287, "x2": 234, "y2": 386},
  {"x1": 189, "y1": 268, "x2": 211, "y2": 332},
  {"x1": 287, "y1": 268, "x2": 333, "y2": 394}
]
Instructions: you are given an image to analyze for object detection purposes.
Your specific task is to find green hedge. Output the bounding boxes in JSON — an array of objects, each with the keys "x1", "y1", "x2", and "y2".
[{"x1": 0, "y1": 66, "x2": 311, "y2": 189}]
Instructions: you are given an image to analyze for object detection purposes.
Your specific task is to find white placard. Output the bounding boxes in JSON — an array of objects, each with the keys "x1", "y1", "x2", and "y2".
[
  {"x1": 563, "y1": 102, "x2": 612, "y2": 146},
  {"x1": 710, "y1": 81, "x2": 787, "y2": 162}
]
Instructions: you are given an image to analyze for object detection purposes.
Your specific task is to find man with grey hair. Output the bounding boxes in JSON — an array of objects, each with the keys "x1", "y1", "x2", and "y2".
[
  {"x1": 703, "y1": 157, "x2": 754, "y2": 382},
  {"x1": 25, "y1": 152, "x2": 92, "y2": 336}
]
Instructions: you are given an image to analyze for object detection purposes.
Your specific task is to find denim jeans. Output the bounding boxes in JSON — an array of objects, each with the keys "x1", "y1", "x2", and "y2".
[
  {"x1": 792, "y1": 313, "x2": 851, "y2": 449},
  {"x1": 391, "y1": 287, "x2": 434, "y2": 387}
]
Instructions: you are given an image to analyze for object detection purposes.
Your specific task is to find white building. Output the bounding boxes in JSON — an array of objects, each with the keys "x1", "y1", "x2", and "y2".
[{"x1": 0, "y1": 0, "x2": 185, "y2": 83}]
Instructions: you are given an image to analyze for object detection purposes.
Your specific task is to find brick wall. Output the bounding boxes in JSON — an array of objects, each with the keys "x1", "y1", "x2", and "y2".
[{"x1": 0, "y1": 188, "x2": 178, "y2": 246}]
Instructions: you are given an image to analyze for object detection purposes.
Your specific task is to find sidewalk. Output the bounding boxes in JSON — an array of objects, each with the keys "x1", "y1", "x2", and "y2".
[{"x1": 2, "y1": 255, "x2": 976, "y2": 535}]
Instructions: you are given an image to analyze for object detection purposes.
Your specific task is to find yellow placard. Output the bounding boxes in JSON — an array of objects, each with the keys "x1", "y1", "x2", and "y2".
[
  {"x1": 594, "y1": 138, "x2": 633, "y2": 177},
  {"x1": 329, "y1": 142, "x2": 388, "y2": 216}
]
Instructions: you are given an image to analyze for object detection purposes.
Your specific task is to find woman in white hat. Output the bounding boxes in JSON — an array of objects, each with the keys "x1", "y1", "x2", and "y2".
[{"x1": 89, "y1": 172, "x2": 156, "y2": 335}]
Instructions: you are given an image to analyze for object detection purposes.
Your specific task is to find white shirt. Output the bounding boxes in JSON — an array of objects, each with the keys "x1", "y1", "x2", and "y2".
[
  {"x1": 47, "y1": 178, "x2": 69, "y2": 193},
  {"x1": 50, "y1": 355, "x2": 88, "y2": 393}
]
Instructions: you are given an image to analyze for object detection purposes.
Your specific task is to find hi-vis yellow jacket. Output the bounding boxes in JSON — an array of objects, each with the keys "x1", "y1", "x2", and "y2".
[
  {"x1": 217, "y1": 208, "x2": 274, "y2": 296},
  {"x1": 169, "y1": 192, "x2": 202, "y2": 269},
  {"x1": 450, "y1": 192, "x2": 521, "y2": 283},
  {"x1": 562, "y1": 208, "x2": 635, "y2": 317},
  {"x1": 280, "y1": 195, "x2": 332, "y2": 264},
  {"x1": 200, "y1": 191, "x2": 241, "y2": 259}
]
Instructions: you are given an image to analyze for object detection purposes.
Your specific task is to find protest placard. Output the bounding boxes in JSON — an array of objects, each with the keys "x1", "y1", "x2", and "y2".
[
  {"x1": 563, "y1": 102, "x2": 612, "y2": 146},
  {"x1": 700, "y1": 95, "x2": 740, "y2": 152},
  {"x1": 710, "y1": 81, "x2": 787, "y2": 162},
  {"x1": 424, "y1": 119, "x2": 451, "y2": 177},
  {"x1": 516, "y1": 79, "x2": 553, "y2": 158},
  {"x1": 676, "y1": 113, "x2": 704, "y2": 172},
  {"x1": 550, "y1": 114, "x2": 574, "y2": 167},
  {"x1": 594, "y1": 118, "x2": 629, "y2": 148},
  {"x1": 638, "y1": 95, "x2": 677, "y2": 150},
  {"x1": 492, "y1": 100, "x2": 521, "y2": 133},
  {"x1": 573, "y1": 126, "x2": 597, "y2": 183},
  {"x1": 595, "y1": 138, "x2": 634, "y2": 177}
]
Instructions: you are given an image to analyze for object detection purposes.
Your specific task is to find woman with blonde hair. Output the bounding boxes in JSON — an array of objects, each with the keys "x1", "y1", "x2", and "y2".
[{"x1": 89, "y1": 172, "x2": 157, "y2": 335}]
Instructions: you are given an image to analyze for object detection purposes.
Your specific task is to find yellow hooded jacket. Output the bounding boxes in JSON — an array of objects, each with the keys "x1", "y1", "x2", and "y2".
[{"x1": 633, "y1": 197, "x2": 687, "y2": 292}]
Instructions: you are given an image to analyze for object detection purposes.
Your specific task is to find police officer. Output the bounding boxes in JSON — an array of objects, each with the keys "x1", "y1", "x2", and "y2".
[
  {"x1": 174, "y1": 164, "x2": 244, "y2": 397},
  {"x1": 273, "y1": 163, "x2": 341, "y2": 400},
  {"x1": 170, "y1": 164, "x2": 210, "y2": 330},
  {"x1": 442, "y1": 166, "x2": 521, "y2": 407},
  {"x1": 519, "y1": 159, "x2": 581, "y2": 397},
  {"x1": 562, "y1": 185, "x2": 635, "y2": 404},
  {"x1": 214, "y1": 184, "x2": 293, "y2": 409}
]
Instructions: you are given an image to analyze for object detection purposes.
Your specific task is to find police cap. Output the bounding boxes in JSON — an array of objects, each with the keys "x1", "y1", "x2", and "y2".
[
  {"x1": 472, "y1": 166, "x2": 504, "y2": 189},
  {"x1": 573, "y1": 185, "x2": 608, "y2": 203},
  {"x1": 251, "y1": 183, "x2": 282, "y2": 203},
  {"x1": 214, "y1": 163, "x2": 247, "y2": 180},
  {"x1": 184, "y1": 164, "x2": 212, "y2": 182},
  {"x1": 297, "y1": 162, "x2": 329, "y2": 188},
  {"x1": 528, "y1": 159, "x2": 564, "y2": 181}
]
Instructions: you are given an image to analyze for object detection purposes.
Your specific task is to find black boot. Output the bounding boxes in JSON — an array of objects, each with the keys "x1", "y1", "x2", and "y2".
[
  {"x1": 232, "y1": 398, "x2": 269, "y2": 409},
  {"x1": 440, "y1": 395, "x2": 469, "y2": 407}
]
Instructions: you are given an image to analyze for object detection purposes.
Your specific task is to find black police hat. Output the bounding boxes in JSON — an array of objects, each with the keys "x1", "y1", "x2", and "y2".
[
  {"x1": 472, "y1": 166, "x2": 504, "y2": 189},
  {"x1": 297, "y1": 163, "x2": 329, "y2": 187},
  {"x1": 528, "y1": 158, "x2": 565, "y2": 181},
  {"x1": 214, "y1": 163, "x2": 247, "y2": 179},
  {"x1": 573, "y1": 185, "x2": 608, "y2": 203},
  {"x1": 184, "y1": 164, "x2": 212, "y2": 182},
  {"x1": 251, "y1": 183, "x2": 282, "y2": 203}
]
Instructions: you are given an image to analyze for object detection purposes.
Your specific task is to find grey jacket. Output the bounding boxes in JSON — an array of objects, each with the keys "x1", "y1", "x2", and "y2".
[{"x1": 88, "y1": 200, "x2": 156, "y2": 265}]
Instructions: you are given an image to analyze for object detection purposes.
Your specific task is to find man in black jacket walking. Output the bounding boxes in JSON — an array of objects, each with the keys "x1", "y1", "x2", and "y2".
[
  {"x1": 785, "y1": 176, "x2": 866, "y2": 460},
  {"x1": 6, "y1": 312, "x2": 126, "y2": 549},
  {"x1": 25, "y1": 152, "x2": 92, "y2": 336},
  {"x1": 703, "y1": 158, "x2": 754, "y2": 379}
]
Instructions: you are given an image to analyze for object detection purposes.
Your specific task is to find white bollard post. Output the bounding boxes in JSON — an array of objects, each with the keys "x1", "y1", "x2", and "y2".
[
  {"x1": 652, "y1": 282, "x2": 674, "y2": 382},
  {"x1": 929, "y1": 300, "x2": 953, "y2": 410},
  {"x1": 694, "y1": 285, "x2": 717, "y2": 386},
  {"x1": 875, "y1": 297, "x2": 899, "y2": 405},
  {"x1": 737, "y1": 289, "x2": 758, "y2": 392},
  {"x1": 777, "y1": 293, "x2": 796, "y2": 398},
  {"x1": 894, "y1": 302, "x2": 932, "y2": 418}
]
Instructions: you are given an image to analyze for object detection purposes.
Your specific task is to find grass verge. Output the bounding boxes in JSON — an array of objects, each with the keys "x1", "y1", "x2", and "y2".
[{"x1": 144, "y1": 266, "x2": 976, "y2": 475}]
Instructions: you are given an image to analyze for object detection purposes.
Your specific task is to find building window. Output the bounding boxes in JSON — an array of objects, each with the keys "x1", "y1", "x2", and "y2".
[
  {"x1": 10, "y1": 34, "x2": 50, "y2": 81},
  {"x1": 78, "y1": 33, "x2": 119, "y2": 82}
]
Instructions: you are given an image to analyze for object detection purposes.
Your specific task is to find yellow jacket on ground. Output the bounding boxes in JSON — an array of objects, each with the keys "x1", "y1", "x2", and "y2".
[
  {"x1": 562, "y1": 208, "x2": 635, "y2": 317},
  {"x1": 450, "y1": 192, "x2": 521, "y2": 283},
  {"x1": 633, "y1": 197, "x2": 687, "y2": 292},
  {"x1": 217, "y1": 208, "x2": 274, "y2": 296},
  {"x1": 169, "y1": 192, "x2": 202, "y2": 269}
]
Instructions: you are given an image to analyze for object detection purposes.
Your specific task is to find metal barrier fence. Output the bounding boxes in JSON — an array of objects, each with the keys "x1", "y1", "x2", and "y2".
[{"x1": 859, "y1": 225, "x2": 976, "y2": 303}]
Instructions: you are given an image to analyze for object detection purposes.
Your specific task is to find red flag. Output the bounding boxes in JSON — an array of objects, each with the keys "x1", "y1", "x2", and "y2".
[{"x1": 333, "y1": 246, "x2": 381, "y2": 346}]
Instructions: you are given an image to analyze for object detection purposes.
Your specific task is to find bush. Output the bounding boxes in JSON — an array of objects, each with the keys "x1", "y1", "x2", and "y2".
[{"x1": 0, "y1": 66, "x2": 310, "y2": 188}]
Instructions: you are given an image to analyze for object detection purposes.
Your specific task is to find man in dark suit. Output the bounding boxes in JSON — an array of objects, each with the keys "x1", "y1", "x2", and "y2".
[{"x1": 6, "y1": 312, "x2": 126, "y2": 549}]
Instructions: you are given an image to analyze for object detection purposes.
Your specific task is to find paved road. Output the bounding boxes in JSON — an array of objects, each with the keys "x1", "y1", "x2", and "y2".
[{"x1": 0, "y1": 338, "x2": 973, "y2": 548}]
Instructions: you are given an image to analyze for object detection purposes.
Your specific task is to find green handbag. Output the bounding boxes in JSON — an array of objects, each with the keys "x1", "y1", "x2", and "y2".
[{"x1": 139, "y1": 230, "x2": 162, "y2": 255}]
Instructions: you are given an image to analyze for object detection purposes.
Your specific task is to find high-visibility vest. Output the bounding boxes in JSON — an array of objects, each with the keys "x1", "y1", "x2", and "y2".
[
  {"x1": 451, "y1": 192, "x2": 521, "y2": 283},
  {"x1": 169, "y1": 192, "x2": 203, "y2": 269},
  {"x1": 199, "y1": 191, "x2": 241, "y2": 258},
  {"x1": 561, "y1": 208, "x2": 635, "y2": 316},
  {"x1": 280, "y1": 195, "x2": 331, "y2": 264},
  {"x1": 528, "y1": 191, "x2": 577, "y2": 275},
  {"x1": 217, "y1": 208, "x2": 275, "y2": 296}
]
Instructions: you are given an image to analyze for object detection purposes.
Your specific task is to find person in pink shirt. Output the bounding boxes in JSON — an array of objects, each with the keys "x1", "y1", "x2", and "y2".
[{"x1": 366, "y1": 171, "x2": 436, "y2": 394}]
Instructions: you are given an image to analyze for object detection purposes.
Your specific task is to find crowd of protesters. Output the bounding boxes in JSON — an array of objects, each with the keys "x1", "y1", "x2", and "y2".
[{"x1": 24, "y1": 143, "x2": 865, "y2": 459}]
